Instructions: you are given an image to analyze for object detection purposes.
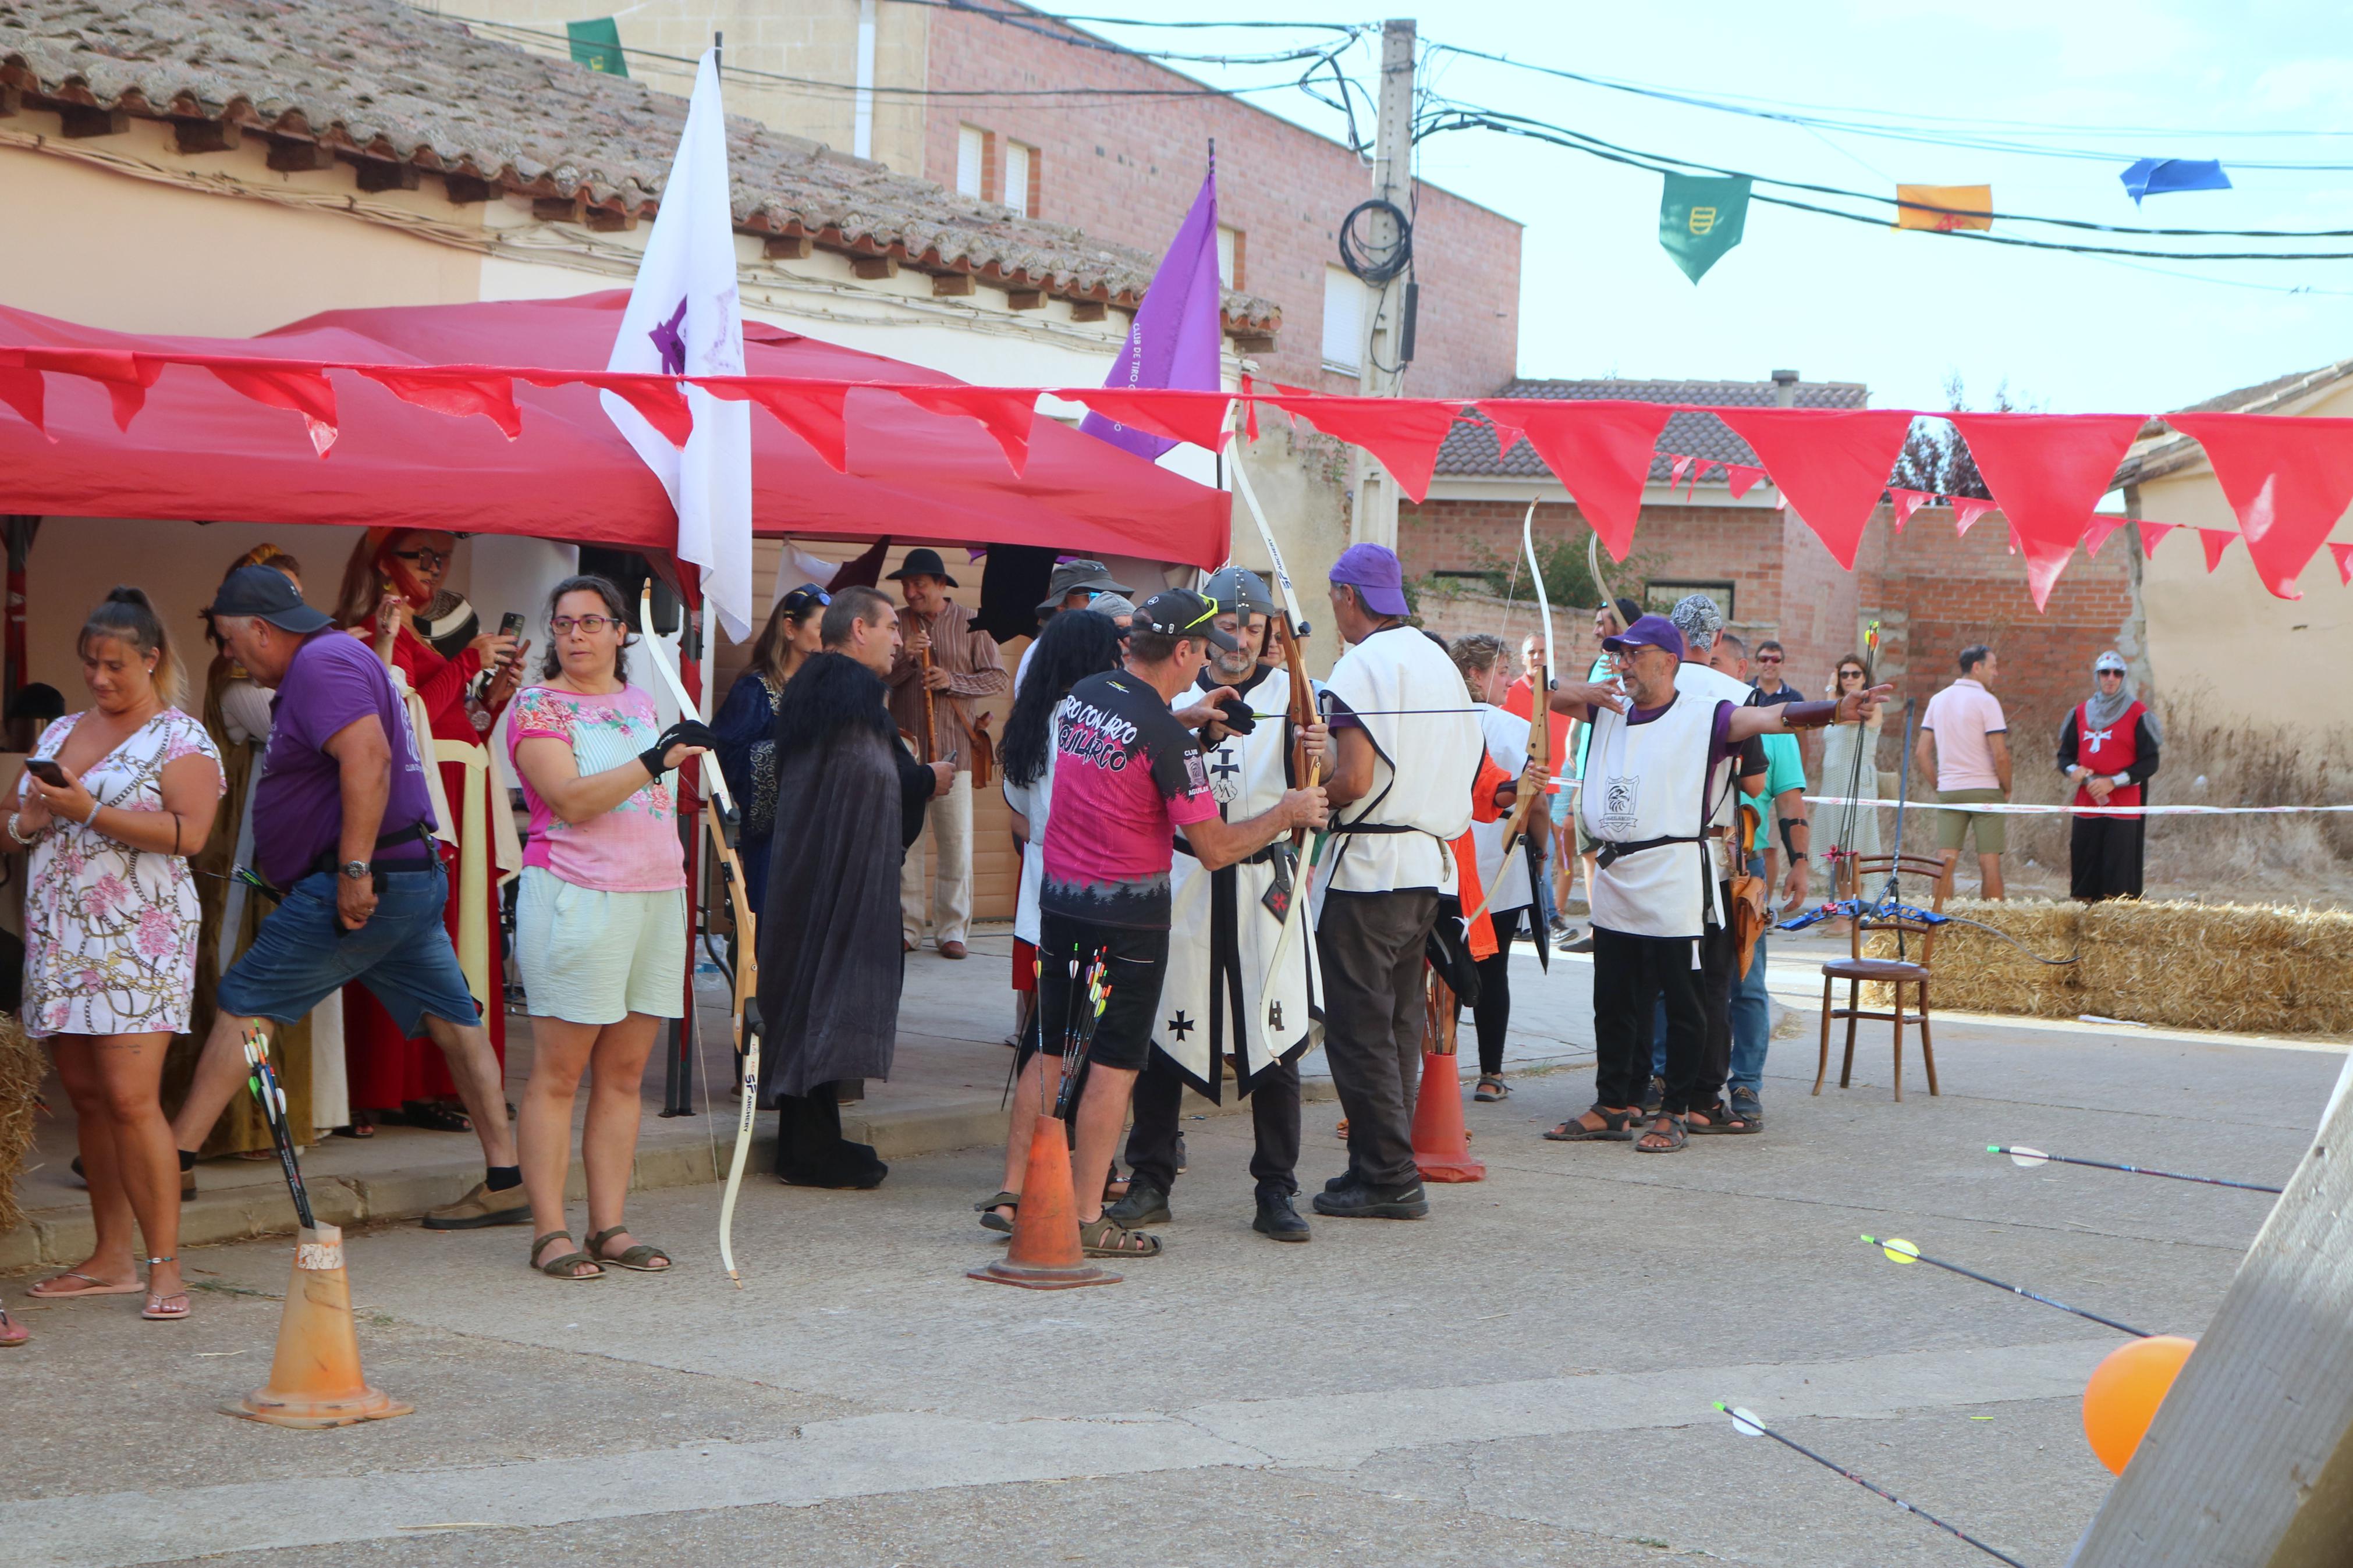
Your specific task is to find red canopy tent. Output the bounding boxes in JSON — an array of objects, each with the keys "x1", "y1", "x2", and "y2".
[{"x1": 0, "y1": 291, "x2": 1231, "y2": 567}]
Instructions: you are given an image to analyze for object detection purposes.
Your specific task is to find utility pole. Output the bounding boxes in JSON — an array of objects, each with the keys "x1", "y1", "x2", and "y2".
[{"x1": 1350, "y1": 17, "x2": 1415, "y2": 549}]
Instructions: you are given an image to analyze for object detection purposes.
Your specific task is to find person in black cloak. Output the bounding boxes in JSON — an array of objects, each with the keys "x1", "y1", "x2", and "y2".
[{"x1": 757, "y1": 585, "x2": 952, "y2": 1189}]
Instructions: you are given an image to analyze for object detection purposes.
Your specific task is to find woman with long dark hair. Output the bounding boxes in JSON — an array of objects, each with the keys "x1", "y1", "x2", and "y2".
[
  {"x1": 333, "y1": 529, "x2": 525, "y2": 1137},
  {"x1": 714, "y1": 583, "x2": 828, "y2": 916},
  {"x1": 506, "y1": 575, "x2": 713, "y2": 1279},
  {"x1": 981, "y1": 609, "x2": 1122, "y2": 1230},
  {"x1": 19, "y1": 588, "x2": 223, "y2": 1322}
]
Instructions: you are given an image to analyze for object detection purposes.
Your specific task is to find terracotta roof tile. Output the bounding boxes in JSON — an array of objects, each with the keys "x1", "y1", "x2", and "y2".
[
  {"x1": 1436, "y1": 376, "x2": 1870, "y2": 481},
  {"x1": 0, "y1": 0, "x2": 1280, "y2": 329}
]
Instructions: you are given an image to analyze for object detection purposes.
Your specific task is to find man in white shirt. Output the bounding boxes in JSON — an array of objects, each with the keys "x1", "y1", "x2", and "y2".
[
  {"x1": 1312, "y1": 545, "x2": 1485, "y2": 1220},
  {"x1": 1917, "y1": 645, "x2": 2011, "y2": 899}
]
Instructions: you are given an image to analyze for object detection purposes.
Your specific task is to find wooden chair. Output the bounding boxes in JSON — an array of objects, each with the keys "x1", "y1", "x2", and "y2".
[{"x1": 1815, "y1": 852, "x2": 1949, "y2": 1100}]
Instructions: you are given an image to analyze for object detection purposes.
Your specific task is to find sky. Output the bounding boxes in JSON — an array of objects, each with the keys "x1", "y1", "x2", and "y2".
[{"x1": 1068, "y1": 1, "x2": 2353, "y2": 414}]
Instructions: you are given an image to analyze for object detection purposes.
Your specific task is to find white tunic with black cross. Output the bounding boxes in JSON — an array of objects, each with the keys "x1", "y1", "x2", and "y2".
[
  {"x1": 1579, "y1": 688, "x2": 1739, "y2": 940},
  {"x1": 1149, "y1": 664, "x2": 1319, "y2": 1099}
]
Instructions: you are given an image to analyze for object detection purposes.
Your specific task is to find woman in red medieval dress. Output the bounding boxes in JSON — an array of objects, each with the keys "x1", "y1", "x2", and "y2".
[{"x1": 332, "y1": 529, "x2": 526, "y2": 1135}]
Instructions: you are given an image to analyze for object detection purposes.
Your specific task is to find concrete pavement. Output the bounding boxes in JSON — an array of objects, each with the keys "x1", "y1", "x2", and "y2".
[{"x1": 2, "y1": 931, "x2": 2338, "y2": 1567}]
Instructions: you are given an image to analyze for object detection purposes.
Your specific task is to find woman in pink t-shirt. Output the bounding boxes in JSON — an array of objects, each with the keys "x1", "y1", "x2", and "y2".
[{"x1": 506, "y1": 576, "x2": 712, "y2": 1282}]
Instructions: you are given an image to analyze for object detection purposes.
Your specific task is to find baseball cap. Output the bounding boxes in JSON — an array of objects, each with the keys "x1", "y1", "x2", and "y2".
[
  {"x1": 1329, "y1": 542, "x2": 1410, "y2": 617},
  {"x1": 206, "y1": 565, "x2": 332, "y2": 635},
  {"x1": 1600, "y1": 613, "x2": 1685, "y2": 660},
  {"x1": 1132, "y1": 588, "x2": 1240, "y2": 652},
  {"x1": 2093, "y1": 650, "x2": 2128, "y2": 674},
  {"x1": 1035, "y1": 557, "x2": 1132, "y2": 613},
  {"x1": 1087, "y1": 593, "x2": 1137, "y2": 620}
]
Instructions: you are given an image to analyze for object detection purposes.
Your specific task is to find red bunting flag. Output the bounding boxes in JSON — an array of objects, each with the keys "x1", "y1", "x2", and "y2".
[
  {"x1": 1887, "y1": 488, "x2": 1933, "y2": 532},
  {"x1": 2198, "y1": 527, "x2": 2237, "y2": 573},
  {"x1": 2139, "y1": 520, "x2": 2177, "y2": 554},
  {"x1": 1947, "y1": 412, "x2": 2143, "y2": 611},
  {"x1": 523, "y1": 371, "x2": 691, "y2": 447},
  {"x1": 1063, "y1": 388, "x2": 1232, "y2": 454},
  {"x1": 1481, "y1": 399, "x2": 1674, "y2": 560},
  {"x1": 2164, "y1": 413, "x2": 2353, "y2": 600},
  {"x1": 1950, "y1": 496, "x2": 1996, "y2": 537},
  {"x1": 2081, "y1": 515, "x2": 2123, "y2": 557},
  {"x1": 701, "y1": 378, "x2": 850, "y2": 472},
  {"x1": 1712, "y1": 407, "x2": 1914, "y2": 570},
  {"x1": 19, "y1": 347, "x2": 162, "y2": 432},
  {"x1": 0, "y1": 366, "x2": 47, "y2": 437},
  {"x1": 199, "y1": 361, "x2": 339, "y2": 457},
  {"x1": 1724, "y1": 463, "x2": 1765, "y2": 499},
  {"x1": 1668, "y1": 454, "x2": 1694, "y2": 490},
  {"x1": 1267, "y1": 394, "x2": 1464, "y2": 504},
  {"x1": 890, "y1": 385, "x2": 1036, "y2": 475},
  {"x1": 1238, "y1": 375, "x2": 1261, "y2": 440},
  {"x1": 2331, "y1": 541, "x2": 2353, "y2": 585},
  {"x1": 353, "y1": 367, "x2": 524, "y2": 440}
]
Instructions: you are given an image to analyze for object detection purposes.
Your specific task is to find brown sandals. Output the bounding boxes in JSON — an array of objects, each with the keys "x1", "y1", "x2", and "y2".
[
  {"x1": 530, "y1": 1231, "x2": 605, "y2": 1282},
  {"x1": 586, "y1": 1226, "x2": 672, "y2": 1273}
]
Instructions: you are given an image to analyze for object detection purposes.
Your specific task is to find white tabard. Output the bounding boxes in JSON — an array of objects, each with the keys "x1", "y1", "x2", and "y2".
[
  {"x1": 1674, "y1": 659, "x2": 1755, "y2": 884},
  {"x1": 1470, "y1": 703, "x2": 1534, "y2": 915},
  {"x1": 1151, "y1": 667, "x2": 1318, "y2": 1097},
  {"x1": 1321, "y1": 625, "x2": 1482, "y2": 897},
  {"x1": 1580, "y1": 689, "x2": 1730, "y2": 939}
]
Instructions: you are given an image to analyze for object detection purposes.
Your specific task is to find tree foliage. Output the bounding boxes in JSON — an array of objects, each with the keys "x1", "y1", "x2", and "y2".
[{"x1": 1890, "y1": 372, "x2": 2042, "y2": 500}]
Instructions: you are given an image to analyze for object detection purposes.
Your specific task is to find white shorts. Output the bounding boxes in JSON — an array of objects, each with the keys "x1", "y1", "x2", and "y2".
[{"x1": 515, "y1": 866, "x2": 688, "y2": 1026}]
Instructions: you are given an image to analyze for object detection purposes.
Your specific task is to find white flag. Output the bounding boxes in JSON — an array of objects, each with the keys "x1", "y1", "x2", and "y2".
[{"x1": 603, "y1": 47, "x2": 754, "y2": 644}]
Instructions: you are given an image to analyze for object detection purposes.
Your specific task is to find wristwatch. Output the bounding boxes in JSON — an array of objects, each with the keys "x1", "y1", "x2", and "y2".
[{"x1": 340, "y1": 859, "x2": 370, "y2": 880}]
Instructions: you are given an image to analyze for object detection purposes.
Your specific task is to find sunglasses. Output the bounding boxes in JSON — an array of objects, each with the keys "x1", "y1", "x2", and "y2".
[
  {"x1": 392, "y1": 548, "x2": 452, "y2": 571},
  {"x1": 1756, "y1": 653, "x2": 1783, "y2": 663},
  {"x1": 780, "y1": 585, "x2": 832, "y2": 615}
]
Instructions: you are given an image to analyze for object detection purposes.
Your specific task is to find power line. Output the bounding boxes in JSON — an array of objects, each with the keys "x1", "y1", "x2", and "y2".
[
  {"x1": 1421, "y1": 105, "x2": 2353, "y2": 254},
  {"x1": 1422, "y1": 41, "x2": 2353, "y2": 171}
]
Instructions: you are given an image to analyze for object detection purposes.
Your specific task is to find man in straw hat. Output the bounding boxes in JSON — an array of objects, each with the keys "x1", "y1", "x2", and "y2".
[
  {"x1": 1542, "y1": 614, "x2": 1888, "y2": 1154},
  {"x1": 888, "y1": 547, "x2": 1008, "y2": 960},
  {"x1": 1107, "y1": 568, "x2": 1329, "y2": 1244},
  {"x1": 2059, "y1": 650, "x2": 2160, "y2": 902}
]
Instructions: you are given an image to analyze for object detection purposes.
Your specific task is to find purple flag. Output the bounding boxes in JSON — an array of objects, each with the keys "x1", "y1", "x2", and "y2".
[{"x1": 1080, "y1": 155, "x2": 1224, "y2": 460}]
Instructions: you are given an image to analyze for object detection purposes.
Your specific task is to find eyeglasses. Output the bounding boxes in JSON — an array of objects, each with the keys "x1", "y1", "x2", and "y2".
[
  {"x1": 392, "y1": 548, "x2": 452, "y2": 571},
  {"x1": 550, "y1": 614, "x2": 619, "y2": 635}
]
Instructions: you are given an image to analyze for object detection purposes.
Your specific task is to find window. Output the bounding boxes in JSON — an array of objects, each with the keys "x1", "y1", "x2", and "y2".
[
  {"x1": 1644, "y1": 580, "x2": 1737, "y2": 621},
  {"x1": 1322, "y1": 266, "x2": 1365, "y2": 373},
  {"x1": 1005, "y1": 142, "x2": 1035, "y2": 217},
  {"x1": 956, "y1": 125, "x2": 985, "y2": 198},
  {"x1": 1217, "y1": 225, "x2": 1244, "y2": 289}
]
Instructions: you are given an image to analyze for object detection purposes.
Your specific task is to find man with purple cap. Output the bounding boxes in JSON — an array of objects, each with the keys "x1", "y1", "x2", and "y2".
[
  {"x1": 1542, "y1": 614, "x2": 1889, "y2": 1153},
  {"x1": 1309, "y1": 543, "x2": 1487, "y2": 1221}
]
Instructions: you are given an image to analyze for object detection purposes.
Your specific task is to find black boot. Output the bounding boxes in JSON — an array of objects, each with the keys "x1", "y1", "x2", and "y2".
[
  {"x1": 1253, "y1": 1188, "x2": 1311, "y2": 1242},
  {"x1": 1311, "y1": 1176, "x2": 1429, "y2": 1219},
  {"x1": 1105, "y1": 1180, "x2": 1172, "y2": 1228}
]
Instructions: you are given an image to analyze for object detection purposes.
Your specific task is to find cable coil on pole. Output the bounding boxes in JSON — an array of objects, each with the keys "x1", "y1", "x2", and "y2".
[{"x1": 1338, "y1": 196, "x2": 1414, "y2": 284}]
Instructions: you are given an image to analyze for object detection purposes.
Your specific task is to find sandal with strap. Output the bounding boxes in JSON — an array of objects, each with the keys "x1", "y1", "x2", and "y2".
[
  {"x1": 529, "y1": 1231, "x2": 606, "y2": 1282},
  {"x1": 0, "y1": 1307, "x2": 26, "y2": 1347},
  {"x1": 585, "y1": 1226, "x2": 672, "y2": 1273},
  {"x1": 1687, "y1": 1097, "x2": 1758, "y2": 1136},
  {"x1": 975, "y1": 1190, "x2": 1020, "y2": 1235},
  {"x1": 1635, "y1": 1114, "x2": 1690, "y2": 1153},
  {"x1": 28, "y1": 1270, "x2": 144, "y2": 1299},
  {"x1": 1078, "y1": 1215, "x2": 1162, "y2": 1258},
  {"x1": 401, "y1": 1100, "x2": 474, "y2": 1135},
  {"x1": 140, "y1": 1256, "x2": 190, "y2": 1322},
  {"x1": 1544, "y1": 1105, "x2": 1638, "y2": 1142},
  {"x1": 1475, "y1": 1075, "x2": 1511, "y2": 1103}
]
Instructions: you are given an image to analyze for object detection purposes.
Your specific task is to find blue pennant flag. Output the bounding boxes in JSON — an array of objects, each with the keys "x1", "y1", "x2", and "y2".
[{"x1": 2119, "y1": 158, "x2": 2231, "y2": 205}]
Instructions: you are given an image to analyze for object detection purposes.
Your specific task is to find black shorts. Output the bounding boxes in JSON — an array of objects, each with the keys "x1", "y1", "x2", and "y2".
[{"x1": 1031, "y1": 911, "x2": 1169, "y2": 1073}]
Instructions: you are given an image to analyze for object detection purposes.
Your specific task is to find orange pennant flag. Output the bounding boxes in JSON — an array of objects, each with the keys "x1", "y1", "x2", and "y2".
[{"x1": 1895, "y1": 184, "x2": 1993, "y2": 232}]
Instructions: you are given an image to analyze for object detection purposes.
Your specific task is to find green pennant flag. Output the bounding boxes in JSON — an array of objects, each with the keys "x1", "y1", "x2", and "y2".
[
  {"x1": 1658, "y1": 173, "x2": 1751, "y2": 284},
  {"x1": 567, "y1": 17, "x2": 629, "y2": 77}
]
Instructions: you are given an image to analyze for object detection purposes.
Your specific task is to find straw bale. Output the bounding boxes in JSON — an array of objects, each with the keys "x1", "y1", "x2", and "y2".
[
  {"x1": 1862, "y1": 897, "x2": 2353, "y2": 1036},
  {"x1": 1864, "y1": 899, "x2": 2084, "y2": 1018},
  {"x1": 2077, "y1": 899, "x2": 2353, "y2": 1036},
  {"x1": 0, "y1": 1012, "x2": 40, "y2": 1234}
]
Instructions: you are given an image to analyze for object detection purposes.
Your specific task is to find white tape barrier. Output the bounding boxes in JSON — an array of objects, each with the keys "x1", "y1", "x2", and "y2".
[{"x1": 1803, "y1": 795, "x2": 2353, "y2": 817}]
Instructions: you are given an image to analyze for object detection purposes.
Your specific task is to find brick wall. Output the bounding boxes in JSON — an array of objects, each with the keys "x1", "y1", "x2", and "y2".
[{"x1": 921, "y1": 8, "x2": 1522, "y2": 397}]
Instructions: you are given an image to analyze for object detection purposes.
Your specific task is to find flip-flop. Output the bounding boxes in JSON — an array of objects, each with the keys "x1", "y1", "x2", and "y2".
[
  {"x1": 141, "y1": 1290, "x2": 191, "y2": 1322},
  {"x1": 0, "y1": 1308, "x2": 27, "y2": 1346},
  {"x1": 27, "y1": 1271, "x2": 143, "y2": 1299}
]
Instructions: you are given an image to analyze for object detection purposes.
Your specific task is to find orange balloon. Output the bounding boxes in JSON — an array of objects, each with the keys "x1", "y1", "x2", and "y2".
[{"x1": 2082, "y1": 1334, "x2": 2196, "y2": 1474}]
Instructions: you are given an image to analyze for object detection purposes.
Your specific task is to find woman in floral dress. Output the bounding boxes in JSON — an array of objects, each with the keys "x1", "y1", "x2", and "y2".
[{"x1": 18, "y1": 589, "x2": 223, "y2": 1323}]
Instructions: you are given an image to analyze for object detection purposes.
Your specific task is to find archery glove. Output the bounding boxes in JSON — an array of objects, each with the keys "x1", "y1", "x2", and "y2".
[{"x1": 639, "y1": 719, "x2": 719, "y2": 783}]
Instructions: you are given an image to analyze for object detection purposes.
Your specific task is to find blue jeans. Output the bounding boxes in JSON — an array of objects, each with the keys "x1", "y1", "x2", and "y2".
[
  {"x1": 1651, "y1": 854, "x2": 1770, "y2": 1096},
  {"x1": 217, "y1": 863, "x2": 481, "y2": 1037}
]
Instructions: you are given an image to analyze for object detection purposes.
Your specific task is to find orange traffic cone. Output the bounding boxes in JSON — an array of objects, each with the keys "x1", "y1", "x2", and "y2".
[
  {"x1": 1412, "y1": 972, "x2": 1485, "y2": 1183},
  {"x1": 968, "y1": 1113, "x2": 1122, "y2": 1290},
  {"x1": 226, "y1": 1224, "x2": 413, "y2": 1427}
]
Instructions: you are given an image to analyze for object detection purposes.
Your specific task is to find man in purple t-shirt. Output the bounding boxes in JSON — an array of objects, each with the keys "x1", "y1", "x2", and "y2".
[{"x1": 169, "y1": 567, "x2": 523, "y2": 1229}]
